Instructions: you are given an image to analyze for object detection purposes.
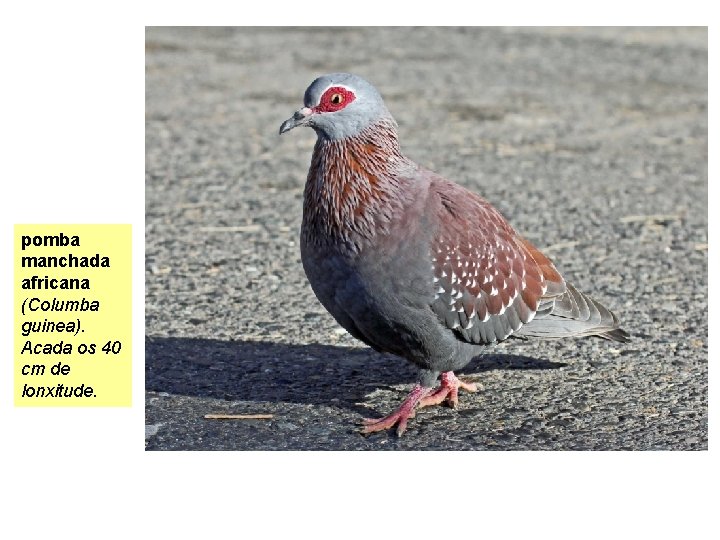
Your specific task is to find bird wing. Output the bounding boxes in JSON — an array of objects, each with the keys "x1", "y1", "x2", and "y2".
[{"x1": 427, "y1": 177, "x2": 622, "y2": 344}]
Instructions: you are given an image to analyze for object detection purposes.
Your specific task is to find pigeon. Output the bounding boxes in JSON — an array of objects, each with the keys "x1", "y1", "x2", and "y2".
[{"x1": 280, "y1": 73, "x2": 628, "y2": 436}]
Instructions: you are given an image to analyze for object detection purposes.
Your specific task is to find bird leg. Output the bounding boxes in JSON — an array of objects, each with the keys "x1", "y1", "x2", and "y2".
[
  {"x1": 362, "y1": 384, "x2": 432, "y2": 437},
  {"x1": 362, "y1": 371, "x2": 478, "y2": 436}
]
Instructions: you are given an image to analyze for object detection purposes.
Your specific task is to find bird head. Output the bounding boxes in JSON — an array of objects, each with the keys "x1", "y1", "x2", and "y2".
[{"x1": 279, "y1": 73, "x2": 391, "y2": 140}]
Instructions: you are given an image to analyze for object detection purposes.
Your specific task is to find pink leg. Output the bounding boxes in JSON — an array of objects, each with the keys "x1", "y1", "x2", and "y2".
[
  {"x1": 362, "y1": 371, "x2": 478, "y2": 436},
  {"x1": 362, "y1": 384, "x2": 432, "y2": 437}
]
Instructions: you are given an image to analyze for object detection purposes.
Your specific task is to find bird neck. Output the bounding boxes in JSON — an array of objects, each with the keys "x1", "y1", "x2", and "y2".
[{"x1": 303, "y1": 118, "x2": 410, "y2": 253}]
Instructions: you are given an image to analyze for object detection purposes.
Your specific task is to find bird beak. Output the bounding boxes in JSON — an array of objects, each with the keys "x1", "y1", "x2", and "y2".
[{"x1": 279, "y1": 107, "x2": 313, "y2": 135}]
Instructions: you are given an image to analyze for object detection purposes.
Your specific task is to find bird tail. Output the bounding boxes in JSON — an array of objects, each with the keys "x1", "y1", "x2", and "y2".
[
  {"x1": 516, "y1": 282, "x2": 628, "y2": 341},
  {"x1": 598, "y1": 328, "x2": 631, "y2": 343}
]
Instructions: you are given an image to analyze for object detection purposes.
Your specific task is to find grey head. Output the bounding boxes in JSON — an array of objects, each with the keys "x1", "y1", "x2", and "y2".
[{"x1": 279, "y1": 73, "x2": 392, "y2": 140}]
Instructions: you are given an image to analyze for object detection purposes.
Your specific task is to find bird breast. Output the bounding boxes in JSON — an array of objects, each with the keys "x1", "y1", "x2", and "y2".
[{"x1": 301, "y1": 125, "x2": 410, "y2": 255}]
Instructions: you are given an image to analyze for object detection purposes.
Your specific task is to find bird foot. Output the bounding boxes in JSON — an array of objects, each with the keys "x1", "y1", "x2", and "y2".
[
  {"x1": 418, "y1": 371, "x2": 478, "y2": 409},
  {"x1": 361, "y1": 384, "x2": 431, "y2": 437},
  {"x1": 361, "y1": 371, "x2": 478, "y2": 436}
]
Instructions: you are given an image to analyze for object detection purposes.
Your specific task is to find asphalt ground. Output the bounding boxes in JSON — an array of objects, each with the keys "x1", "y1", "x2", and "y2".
[{"x1": 145, "y1": 27, "x2": 707, "y2": 450}]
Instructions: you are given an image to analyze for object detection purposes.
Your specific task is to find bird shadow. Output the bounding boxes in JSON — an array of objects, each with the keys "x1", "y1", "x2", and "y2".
[{"x1": 146, "y1": 336, "x2": 566, "y2": 415}]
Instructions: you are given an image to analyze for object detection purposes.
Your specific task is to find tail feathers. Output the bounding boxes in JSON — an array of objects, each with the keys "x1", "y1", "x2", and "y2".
[
  {"x1": 516, "y1": 282, "x2": 628, "y2": 340},
  {"x1": 599, "y1": 328, "x2": 631, "y2": 343}
]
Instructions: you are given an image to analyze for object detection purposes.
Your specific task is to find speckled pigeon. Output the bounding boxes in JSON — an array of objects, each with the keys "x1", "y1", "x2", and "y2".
[{"x1": 280, "y1": 73, "x2": 628, "y2": 436}]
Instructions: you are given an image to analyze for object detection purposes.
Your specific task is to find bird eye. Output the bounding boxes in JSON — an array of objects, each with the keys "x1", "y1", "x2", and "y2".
[{"x1": 315, "y1": 87, "x2": 355, "y2": 112}]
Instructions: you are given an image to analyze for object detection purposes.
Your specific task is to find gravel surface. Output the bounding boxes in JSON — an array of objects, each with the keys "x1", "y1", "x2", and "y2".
[{"x1": 145, "y1": 27, "x2": 707, "y2": 450}]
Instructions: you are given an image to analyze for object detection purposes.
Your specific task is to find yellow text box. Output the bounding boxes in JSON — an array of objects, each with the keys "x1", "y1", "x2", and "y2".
[{"x1": 14, "y1": 224, "x2": 132, "y2": 406}]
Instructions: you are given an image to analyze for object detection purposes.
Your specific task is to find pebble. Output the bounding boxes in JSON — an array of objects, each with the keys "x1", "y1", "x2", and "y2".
[{"x1": 145, "y1": 424, "x2": 162, "y2": 438}]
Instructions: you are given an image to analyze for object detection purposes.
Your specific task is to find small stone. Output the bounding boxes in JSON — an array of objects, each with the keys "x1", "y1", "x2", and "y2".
[{"x1": 145, "y1": 424, "x2": 162, "y2": 438}]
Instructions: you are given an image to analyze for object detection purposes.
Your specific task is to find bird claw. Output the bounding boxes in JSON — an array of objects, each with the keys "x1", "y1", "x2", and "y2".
[
  {"x1": 361, "y1": 372, "x2": 479, "y2": 436},
  {"x1": 362, "y1": 409, "x2": 415, "y2": 426},
  {"x1": 362, "y1": 411, "x2": 413, "y2": 437},
  {"x1": 361, "y1": 384, "x2": 431, "y2": 437},
  {"x1": 418, "y1": 372, "x2": 478, "y2": 409}
]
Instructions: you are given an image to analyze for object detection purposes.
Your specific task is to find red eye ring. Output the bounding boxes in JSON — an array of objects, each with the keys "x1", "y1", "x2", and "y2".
[{"x1": 314, "y1": 86, "x2": 356, "y2": 113}]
